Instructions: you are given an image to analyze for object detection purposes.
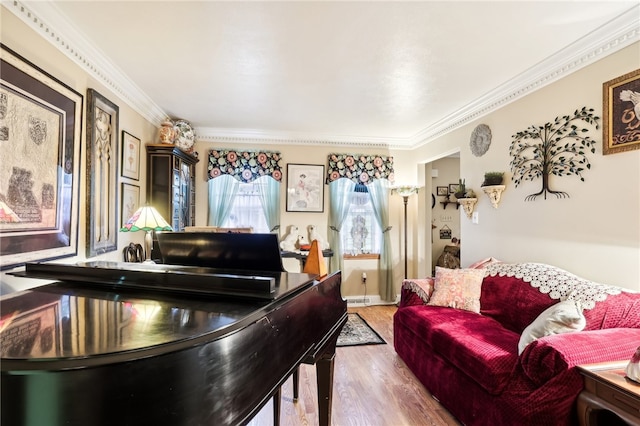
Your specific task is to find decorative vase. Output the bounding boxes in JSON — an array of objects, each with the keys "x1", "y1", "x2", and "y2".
[{"x1": 159, "y1": 119, "x2": 175, "y2": 144}]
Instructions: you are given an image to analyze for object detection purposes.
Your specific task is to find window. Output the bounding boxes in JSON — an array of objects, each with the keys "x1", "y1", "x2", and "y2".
[
  {"x1": 341, "y1": 185, "x2": 381, "y2": 255},
  {"x1": 221, "y1": 181, "x2": 269, "y2": 233}
]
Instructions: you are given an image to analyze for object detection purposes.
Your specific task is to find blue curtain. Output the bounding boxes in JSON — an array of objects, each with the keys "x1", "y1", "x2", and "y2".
[
  {"x1": 367, "y1": 179, "x2": 394, "y2": 301},
  {"x1": 207, "y1": 174, "x2": 239, "y2": 226},
  {"x1": 256, "y1": 176, "x2": 281, "y2": 233},
  {"x1": 327, "y1": 178, "x2": 356, "y2": 273}
]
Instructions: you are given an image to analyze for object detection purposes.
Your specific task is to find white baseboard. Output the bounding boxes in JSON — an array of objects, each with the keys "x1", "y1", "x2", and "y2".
[{"x1": 344, "y1": 294, "x2": 399, "y2": 307}]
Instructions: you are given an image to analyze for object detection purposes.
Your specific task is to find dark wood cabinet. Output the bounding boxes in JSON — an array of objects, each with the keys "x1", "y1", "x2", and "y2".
[{"x1": 146, "y1": 144, "x2": 199, "y2": 231}]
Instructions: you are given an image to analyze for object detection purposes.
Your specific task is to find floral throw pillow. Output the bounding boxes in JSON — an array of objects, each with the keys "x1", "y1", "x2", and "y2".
[{"x1": 427, "y1": 267, "x2": 485, "y2": 313}]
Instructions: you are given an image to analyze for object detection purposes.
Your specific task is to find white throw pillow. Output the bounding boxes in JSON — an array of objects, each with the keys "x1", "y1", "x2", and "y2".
[{"x1": 518, "y1": 299, "x2": 586, "y2": 355}]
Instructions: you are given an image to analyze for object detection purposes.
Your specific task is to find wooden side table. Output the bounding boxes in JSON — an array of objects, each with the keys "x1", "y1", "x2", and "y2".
[{"x1": 577, "y1": 361, "x2": 640, "y2": 426}]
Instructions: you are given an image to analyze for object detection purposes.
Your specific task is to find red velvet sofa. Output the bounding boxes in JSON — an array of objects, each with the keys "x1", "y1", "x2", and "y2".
[{"x1": 394, "y1": 262, "x2": 640, "y2": 426}]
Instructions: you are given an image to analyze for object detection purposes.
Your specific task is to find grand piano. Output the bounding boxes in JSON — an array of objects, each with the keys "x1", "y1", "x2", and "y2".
[{"x1": 1, "y1": 232, "x2": 347, "y2": 426}]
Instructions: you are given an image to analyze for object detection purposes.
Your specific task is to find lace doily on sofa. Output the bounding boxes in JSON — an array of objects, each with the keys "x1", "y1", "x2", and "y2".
[{"x1": 483, "y1": 262, "x2": 622, "y2": 310}]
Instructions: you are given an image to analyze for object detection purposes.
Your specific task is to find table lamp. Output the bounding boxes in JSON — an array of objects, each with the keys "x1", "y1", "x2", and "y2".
[{"x1": 120, "y1": 205, "x2": 172, "y2": 263}]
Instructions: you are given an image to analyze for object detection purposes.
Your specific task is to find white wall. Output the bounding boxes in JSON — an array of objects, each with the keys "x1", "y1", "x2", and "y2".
[{"x1": 409, "y1": 43, "x2": 640, "y2": 291}]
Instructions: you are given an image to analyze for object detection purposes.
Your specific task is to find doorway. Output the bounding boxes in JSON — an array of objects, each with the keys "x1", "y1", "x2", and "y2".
[{"x1": 429, "y1": 155, "x2": 461, "y2": 275}]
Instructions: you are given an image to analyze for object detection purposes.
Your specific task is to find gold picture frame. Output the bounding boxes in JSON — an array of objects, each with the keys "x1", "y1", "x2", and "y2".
[{"x1": 603, "y1": 68, "x2": 640, "y2": 155}]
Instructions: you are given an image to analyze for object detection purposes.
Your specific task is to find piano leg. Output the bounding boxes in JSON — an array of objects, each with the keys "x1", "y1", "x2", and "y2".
[
  {"x1": 293, "y1": 367, "x2": 299, "y2": 401},
  {"x1": 273, "y1": 386, "x2": 281, "y2": 426},
  {"x1": 316, "y1": 353, "x2": 336, "y2": 426}
]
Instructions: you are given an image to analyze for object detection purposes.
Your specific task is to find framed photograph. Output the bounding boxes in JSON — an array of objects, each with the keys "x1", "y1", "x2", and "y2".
[
  {"x1": 121, "y1": 131, "x2": 140, "y2": 180},
  {"x1": 286, "y1": 164, "x2": 325, "y2": 212},
  {"x1": 436, "y1": 186, "x2": 449, "y2": 196},
  {"x1": 448, "y1": 183, "x2": 458, "y2": 194},
  {"x1": 603, "y1": 68, "x2": 640, "y2": 155},
  {"x1": 86, "y1": 88, "x2": 119, "y2": 257},
  {"x1": 0, "y1": 45, "x2": 83, "y2": 270},
  {"x1": 121, "y1": 183, "x2": 140, "y2": 226}
]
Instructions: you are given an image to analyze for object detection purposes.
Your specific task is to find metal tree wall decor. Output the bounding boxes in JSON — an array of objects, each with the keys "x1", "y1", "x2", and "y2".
[{"x1": 509, "y1": 107, "x2": 600, "y2": 201}]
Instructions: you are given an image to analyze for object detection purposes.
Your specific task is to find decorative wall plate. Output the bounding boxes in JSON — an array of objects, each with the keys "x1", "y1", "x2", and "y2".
[
  {"x1": 173, "y1": 119, "x2": 195, "y2": 152},
  {"x1": 470, "y1": 124, "x2": 492, "y2": 157}
]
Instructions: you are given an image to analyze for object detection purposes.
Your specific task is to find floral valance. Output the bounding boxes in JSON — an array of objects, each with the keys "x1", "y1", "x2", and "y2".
[
  {"x1": 208, "y1": 149, "x2": 283, "y2": 182},
  {"x1": 326, "y1": 153, "x2": 394, "y2": 185}
]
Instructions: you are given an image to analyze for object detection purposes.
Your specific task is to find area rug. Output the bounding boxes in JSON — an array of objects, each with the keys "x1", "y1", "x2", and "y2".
[{"x1": 337, "y1": 313, "x2": 386, "y2": 347}]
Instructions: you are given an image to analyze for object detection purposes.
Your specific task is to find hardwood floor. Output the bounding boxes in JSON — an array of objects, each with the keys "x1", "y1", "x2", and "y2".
[{"x1": 249, "y1": 305, "x2": 461, "y2": 426}]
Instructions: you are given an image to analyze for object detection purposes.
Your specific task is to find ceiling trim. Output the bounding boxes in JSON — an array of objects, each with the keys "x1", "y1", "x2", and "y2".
[
  {"x1": 6, "y1": 1, "x2": 639, "y2": 150},
  {"x1": 409, "y1": 4, "x2": 640, "y2": 149},
  {"x1": 4, "y1": 0, "x2": 167, "y2": 126}
]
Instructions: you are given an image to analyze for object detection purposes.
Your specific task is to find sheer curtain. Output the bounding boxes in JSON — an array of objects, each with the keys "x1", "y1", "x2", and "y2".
[
  {"x1": 327, "y1": 178, "x2": 356, "y2": 273},
  {"x1": 207, "y1": 174, "x2": 239, "y2": 226},
  {"x1": 367, "y1": 179, "x2": 394, "y2": 301},
  {"x1": 256, "y1": 176, "x2": 281, "y2": 233}
]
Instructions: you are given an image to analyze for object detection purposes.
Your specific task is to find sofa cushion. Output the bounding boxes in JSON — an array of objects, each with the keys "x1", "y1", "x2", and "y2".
[
  {"x1": 480, "y1": 274, "x2": 557, "y2": 334},
  {"x1": 428, "y1": 267, "x2": 484, "y2": 313},
  {"x1": 517, "y1": 300, "x2": 586, "y2": 355},
  {"x1": 398, "y1": 305, "x2": 519, "y2": 395}
]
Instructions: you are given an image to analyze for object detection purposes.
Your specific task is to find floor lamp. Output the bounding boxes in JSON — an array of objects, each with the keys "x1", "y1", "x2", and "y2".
[{"x1": 393, "y1": 186, "x2": 420, "y2": 279}]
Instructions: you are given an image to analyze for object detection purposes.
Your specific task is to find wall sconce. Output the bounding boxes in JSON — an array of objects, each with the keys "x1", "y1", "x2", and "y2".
[
  {"x1": 457, "y1": 197, "x2": 478, "y2": 219},
  {"x1": 482, "y1": 185, "x2": 506, "y2": 209}
]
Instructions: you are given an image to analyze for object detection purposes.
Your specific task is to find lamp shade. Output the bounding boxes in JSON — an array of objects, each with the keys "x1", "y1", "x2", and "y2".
[
  {"x1": 393, "y1": 185, "x2": 421, "y2": 197},
  {"x1": 120, "y1": 206, "x2": 173, "y2": 232}
]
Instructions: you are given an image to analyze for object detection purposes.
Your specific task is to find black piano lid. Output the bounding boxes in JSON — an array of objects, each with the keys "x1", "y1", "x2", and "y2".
[
  {"x1": 155, "y1": 231, "x2": 286, "y2": 272},
  {"x1": 1, "y1": 262, "x2": 320, "y2": 366}
]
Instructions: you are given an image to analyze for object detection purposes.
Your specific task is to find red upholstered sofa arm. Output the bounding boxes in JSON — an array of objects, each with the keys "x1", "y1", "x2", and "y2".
[
  {"x1": 399, "y1": 278, "x2": 434, "y2": 308},
  {"x1": 520, "y1": 327, "x2": 640, "y2": 385}
]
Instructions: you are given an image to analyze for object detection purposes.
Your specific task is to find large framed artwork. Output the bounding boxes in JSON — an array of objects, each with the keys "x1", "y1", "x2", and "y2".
[
  {"x1": 603, "y1": 68, "x2": 640, "y2": 155},
  {"x1": 286, "y1": 163, "x2": 325, "y2": 212},
  {"x1": 121, "y1": 131, "x2": 140, "y2": 180},
  {"x1": 86, "y1": 89, "x2": 119, "y2": 257},
  {"x1": 0, "y1": 44, "x2": 83, "y2": 270}
]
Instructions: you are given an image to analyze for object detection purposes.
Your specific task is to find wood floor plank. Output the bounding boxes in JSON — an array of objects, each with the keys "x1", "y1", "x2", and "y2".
[{"x1": 249, "y1": 305, "x2": 461, "y2": 426}]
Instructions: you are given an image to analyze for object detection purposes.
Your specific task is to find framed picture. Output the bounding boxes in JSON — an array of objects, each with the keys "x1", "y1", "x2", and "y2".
[
  {"x1": 603, "y1": 68, "x2": 640, "y2": 155},
  {"x1": 86, "y1": 88, "x2": 119, "y2": 257},
  {"x1": 0, "y1": 45, "x2": 83, "y2": 270},
  {"x1": 121, "y1": 183, "x2": 140, "y2": 225},
  {"x1": 436, "y1": 186, "x2": 449, "y2": 196},
  {"x1": 448, "y1": 183, "x2": 458, "y2": 194},
  {"x1": 121, "y1": 131, "x2": 140, "y2": 180},
  {"x1": 286, "y1": 164, "x2": 325, "y2": 212}
]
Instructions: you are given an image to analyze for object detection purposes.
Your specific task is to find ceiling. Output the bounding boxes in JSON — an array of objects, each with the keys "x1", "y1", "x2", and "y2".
[{"x1": 11, "y1": 1, "x2": 639, "y2": 148}]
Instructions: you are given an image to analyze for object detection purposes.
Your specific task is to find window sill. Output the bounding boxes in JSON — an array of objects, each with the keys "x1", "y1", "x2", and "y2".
[{"x1": 343, "y1": 254, "x2": 380, "y2": 260}]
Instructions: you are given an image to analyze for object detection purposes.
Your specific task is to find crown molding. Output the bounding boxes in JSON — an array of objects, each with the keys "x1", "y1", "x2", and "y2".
[
  {"x1": 4, "y1": 0, "x2": 167, "y2": 126},
  {"x1": 409, "y1": 4, "x2": 640, "y2": 149},
  {"x1": 196, "y1": 127, "x2": 409, "y2": 149},
  {"x1": 6, "y1": 1, "x2": 638, "y2": 150}
]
